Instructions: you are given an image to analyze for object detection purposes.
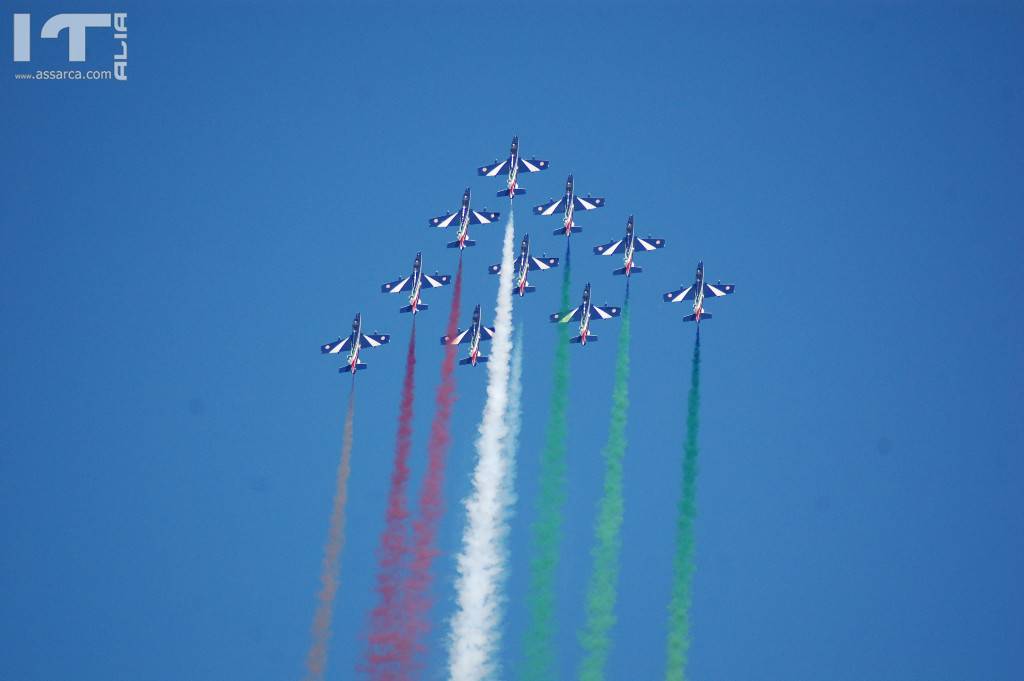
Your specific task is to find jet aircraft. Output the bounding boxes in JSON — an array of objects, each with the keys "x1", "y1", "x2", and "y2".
[
  {"x1": 549, "y1": 282, "x2": 620, "y2": 345},
  {"x1": 381, "y1": 252, "x2": 451, "y2": 314},
  {"x1": 593, "y1": 215, "x2": 665, "y2": 276},
  {"x1": 320, "y1": 313, "x2": 390, "y2": 373},
  {"x1": 487, "y1": 233, "x2": 559, "y2": 296},
  {"x1": 533, "y1": 174, "x2": 606, "y2": 237},
  {"x1": 662, "y1": 260, "x2": 735, "y2": 322},
  {"x1": 441, "y1": 304, "x2": 495, "y2": 367},
  {"x1": 478, "y1": 135, "x2": 550, "y2": 199},
  {"x1": 429, "y1": 187, "x2": 501, "y2": 250}
]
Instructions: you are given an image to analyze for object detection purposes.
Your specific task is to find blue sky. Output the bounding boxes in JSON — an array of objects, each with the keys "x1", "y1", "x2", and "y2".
[{"x1": 2, "y1": 2, "x2": 1022, "y2": 680}]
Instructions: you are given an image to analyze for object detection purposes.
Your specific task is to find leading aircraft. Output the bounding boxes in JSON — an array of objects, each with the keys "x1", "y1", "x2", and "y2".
[
  {"x1": 429, "y1": 187, "x2": 501, "y2": 250},
  {"x1": 478, "y1": 136, "x2": 550, "y2": 200},
  {"x1": 487, "y1": 233, "x2": 559, "y2": 296},
  {"x1": 381, "y1": 251, "x2": 451, "y2": 314},
  {"x1": 549, "y1": 282, "x2": 620, "y2": 346},
  {"x1": 320, "y1": 313, "x2": 390, "y2": 374},
  {"x1": 662, "y1": 260, "x2": 736, "y2": 322},
  {"x1": 593, "y1": 215, "x2": 665, "y2": 276},
  {"x1": 441, "y1": 304, "x2": 495, "y2": 367},
  {"x1": 533, "y1": 173, "x2": 606, "y2": 237}
]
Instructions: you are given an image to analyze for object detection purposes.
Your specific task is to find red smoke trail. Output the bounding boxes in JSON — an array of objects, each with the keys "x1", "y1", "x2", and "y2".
[
  {"x1": 401, "y1": 258, "x2": 464, "y2": 672},
  {"x1": 304, "y1": 382, "x2": 357, "y2": 681},
  {"x1": 364, "y1": 323, "x2": 418, "y2": 680}
]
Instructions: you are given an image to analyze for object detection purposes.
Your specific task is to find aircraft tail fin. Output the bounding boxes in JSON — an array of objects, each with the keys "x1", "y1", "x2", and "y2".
[
  {"x1": 497, "y1": 188, "x2": 527, "y2": 198},
  {"x1": 459, "y1": 355, "x2": 488, "y2": 366},
  {"x1": 554, "y1": 227, "x2": 584, "y2": 236},
  {"x1": 570, "y1": 334, "x2": 597, "y2": 344},
  {"x1": 683, "y1": 312, "x2": 711, "y2": 322},
  {"x1": 339, "y1": 362, "x2": 368, "y2": 374},
  {"x1": 448, "y1": 239, "x2": 476, "y2": 249},
  {"x1": 400, "y1": 303, "x2": 428, "y2": 314},
  {"x1": 517, "y1": 286, "x2": 537, "y2": 295},
  {"x1": 613, "y1": 265, "x2": 643, "y2": 276}
]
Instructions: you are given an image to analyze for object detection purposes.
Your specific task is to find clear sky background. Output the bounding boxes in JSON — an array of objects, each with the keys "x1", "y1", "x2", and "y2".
[{"x1": 3, "y1": 2, "x2": 1022, "y2": 680}]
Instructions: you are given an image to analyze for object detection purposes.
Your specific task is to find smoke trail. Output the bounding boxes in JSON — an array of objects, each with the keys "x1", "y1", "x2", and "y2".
[
  {"x1": 365, "y1": 325, "x2": 418, "y2": 679},
  {"x1": 402, "y1": 259, "x2": 464, "y2": 673},
  {"x1": 448, "y1": 210, "x2": 517, "y2": 681},
  {"x1": 521, "y1": 242, "x2": 572, "y2": 681},
  {"x1": 664, "y1": 331, "x2": 702, "y2": 681},
  {"x1": 578, "y1": 293, "x2": 632, "y2": 681},
  {"x1": 304, "y1": 382, "x2": 357, "y2": 681},
  {"x1": 503, "y1": 325, "x2": 524, "y2": 513}
]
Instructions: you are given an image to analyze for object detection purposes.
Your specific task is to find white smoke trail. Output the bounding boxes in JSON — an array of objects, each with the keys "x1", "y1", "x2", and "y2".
[
  {"x1": 447, "y1": 212, "x2": 516, "y2": 681},
  {"x1": 502, "y1": 325, "x2": 524, "y2": 517}
]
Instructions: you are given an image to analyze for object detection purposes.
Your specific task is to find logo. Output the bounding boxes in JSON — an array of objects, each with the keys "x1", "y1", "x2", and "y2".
[{"x1": 12, "y1": 12, "x2": 127, "y2": 81}]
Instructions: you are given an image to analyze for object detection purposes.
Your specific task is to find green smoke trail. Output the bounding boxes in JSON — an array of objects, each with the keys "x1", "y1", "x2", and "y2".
[
  {"x1": 521, "y1": 243, "x2": 572, "y2": 681},
  {"x1": 577, "y1": 292, "x2": 631, "y2": 681},
  {"x1": 664, "y1": 331, "x2": 702, "y2": 681}
]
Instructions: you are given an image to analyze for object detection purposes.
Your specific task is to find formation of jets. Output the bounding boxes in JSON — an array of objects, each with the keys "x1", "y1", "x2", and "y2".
[{"x1": 321, "y1": 136, "x2": 737, "y2": 373}]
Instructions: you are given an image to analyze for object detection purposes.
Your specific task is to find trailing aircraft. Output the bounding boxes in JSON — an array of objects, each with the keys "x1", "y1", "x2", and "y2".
[
  {"x1": 662, "y1": 260, "x2": 735, "y2": 322},
  {"x1": 320, "y1": 313, "x2": 390, "y2": 374}
]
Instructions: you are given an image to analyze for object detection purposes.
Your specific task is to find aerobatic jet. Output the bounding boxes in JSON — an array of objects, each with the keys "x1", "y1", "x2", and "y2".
[
  {"x1": 381, "y1": 251, "x2": 451, "y2": 314},
  {"x1": 594, "y1": 215, "x2": 665, "y2": 276},
  {"x1": 478, "y1": 136, "x2": 550, "y2": 199},
  {"x1": 320, "y1": 313, "x2": 390, "y2": 374},
  {"x1": 429, "y1": 187, "x2": 501, "y2": 250},
  {"x1": 440, "y1": 304, "x2": 495, "y2": 367},
  {"x1": 487, "y1": 233, "x2": 559, "y2": 296},
  {"x1": 662, "y1": 260, "x2": 736, "y2": 322},
  {"x1": 533, "y1": 174, "x2": 606, "y2": 237},
  {"x1": 549, "y1": 282, "x2": 620, "y2": 346}
]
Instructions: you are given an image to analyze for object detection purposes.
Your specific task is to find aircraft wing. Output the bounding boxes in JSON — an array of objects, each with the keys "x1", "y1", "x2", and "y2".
[
  {"x1": 572, "y1": 196, "x2": 606, "y2": 211},
  {"x1": 592, "y1": 304, "x2": 621, "y2": 320},
  {"x1": 517, "y1": 157, "x2": 550, "y2": 173},
  {"x1": 321, "y1": 336, "x2": 352, "y2": 354},
  {"x1": 528, "y1": 256, "x2": 559, "y2": 271},
  {"x1": 533, "y1": 197, "x2": 565, "y2": 216},
  {"x1": 481, "y1": 326, "x2": 496, "y2": 339},
  {"x1": 441, "y1": 329, "x2": 471, "y2": 345},
  {"x1": 360, "y1": 333, "x2": 390, "y2": 348},
  {"x1": 594, "y1": 239, "x2": 625, "y2": 256},
  {"x1": 423, "y1": 273, "x2": 452, "y2": 288},
  {"x1": 636, "y1": 237, "x2": 666, "y2": 251},
  {"x1": 469, "y1": 210, "x2": 501, "y2": 225},
  {"x1": 487, "y1": 263, "x2": 502, "y2": 274},
  {"x1": 550, "y1": 306, "x2": 582, "y2": 324},
  {"x1": 703, "y1": 283, "x2": 736, "y2": 297},
  {"x1": 663, "y1": 285, "x2": 695, "y2": 303},
  {"x1": 429, "y1": 211, "x2": 459, "y2": 228},
  {"x1": 478, "y1": 158, "x2": 511, "y2": 176},
  {"x1": 382, "y1": 276, "x2": 412, "y2": 293}
]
